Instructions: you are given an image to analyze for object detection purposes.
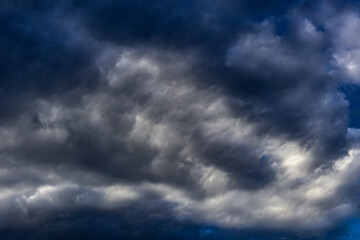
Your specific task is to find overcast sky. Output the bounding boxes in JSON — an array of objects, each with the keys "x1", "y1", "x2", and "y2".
[{"x1": 2, "y1": 0, "x2": 360, "y2": 239}]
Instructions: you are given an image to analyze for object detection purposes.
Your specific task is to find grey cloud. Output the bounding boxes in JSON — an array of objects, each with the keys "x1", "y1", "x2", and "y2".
[
  {"x1": 225, "y1": 18, "x2": 349, "y2": 168},
  {"x1": 2, "y1": 0, "x2": 360, "y2": 239},
  {"x1": 0, "y1": 48, "x2": 277, "y2": 193},
  {"x1": 0, "y1": 45, "x2": 357, "y2": 232}
]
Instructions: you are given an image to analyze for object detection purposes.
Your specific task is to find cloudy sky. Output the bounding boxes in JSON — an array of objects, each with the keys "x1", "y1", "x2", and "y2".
[{"x1": 3, "y1": 0, "x2": 360, "y2": 239}]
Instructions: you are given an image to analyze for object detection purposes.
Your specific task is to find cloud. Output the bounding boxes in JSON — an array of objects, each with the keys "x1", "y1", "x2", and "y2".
[
  {"x1": 0, "y1": 45, "x2": 358, "y2": 232},
  {"x1": 2, "y1": 0, "x2": 360, "y2": 239}
]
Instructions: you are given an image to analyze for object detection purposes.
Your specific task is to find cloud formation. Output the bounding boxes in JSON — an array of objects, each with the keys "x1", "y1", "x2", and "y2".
[{"x1": 2, "y1": 0, "x2": 360, "y2": 239}]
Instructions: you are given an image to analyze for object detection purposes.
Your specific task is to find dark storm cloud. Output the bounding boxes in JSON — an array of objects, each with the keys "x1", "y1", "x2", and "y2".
[
  {"x1": 67, "y1": 0, "x2": 351, "y2": 168},
  {"x1": 2, "y1": 0, "x2": 360, "y2": 239},
  {"x1": 69, "y1": 0, "x2": 298, "y2": 50},
  {"x1": 0, "y1": 0, "x2": 99, "y2": 123},
  {"x1": 0, "y1": 48, "x2": 276, "y2": 194}
]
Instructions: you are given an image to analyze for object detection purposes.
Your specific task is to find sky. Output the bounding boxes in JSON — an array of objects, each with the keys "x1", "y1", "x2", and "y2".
[{"x1": 3, "y1": 0, "x2": 360, "y2": 239}]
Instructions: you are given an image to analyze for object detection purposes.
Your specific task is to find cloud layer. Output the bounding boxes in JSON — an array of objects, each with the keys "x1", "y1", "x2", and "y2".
[{"x1": 2, "y1": 0, "x2": 360, "y2": 239}]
